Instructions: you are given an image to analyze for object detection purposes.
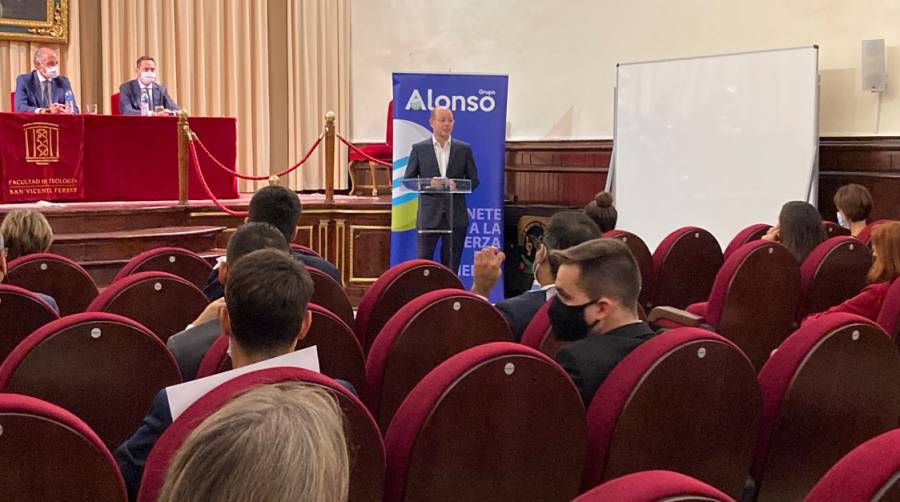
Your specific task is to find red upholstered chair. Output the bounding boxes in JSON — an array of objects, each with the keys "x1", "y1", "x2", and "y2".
[
  {"x1": 289, "y1": 242, "x2": 323, "y2": 258},
  {"x1": 0, "y1": 393, "x2": 128, "y2": 501},
  {"x1": 649, "y1": 226, "x2": 723, "y2": 310},
  {"x1": 798, "y1": 236, "x2": 872, "y2": 319},
  {"x1": 822, "y1": 220, "x2": 851, "y2": 238},
  {"x1": 751, "y1": 313, "x2": 900, "y2": 501},
  {"x1": 650, "y1": 240, "x2": 801, "y2": 370},
  {"x1": 805, "y1": 428, "x2": 900, "y2": 502},
  {"x1": 877, "y1": 279, "x2": 900, "y2": 339},
  {"x1": 196, "y1": 304, "x2": 367, "y2": 392},
  {"x1": 309, "y1": 267, "x2": 354, "y2": 327},
  {"x1": 112, "y1": 247, "x2": 213, "y2": 290},
  {"x1": 354, "y1": 259, "x2": 462, "y2": 353},
  {"x1": 857, "y1": 219, "x2": 890, "y2": 246},
  {"x1": 582, "y1": 327, "x2": 760, "y2": 499},
  {"x1": 0, "y1": 313, "x2": 181, "y2": 449},
  {"x1": 0, "y1": 284, "x2": 59, "y2": 363},
  {"x1": 111, "y1": 92, "x2": 121, "y2": 115},
  {"x1": 137, "y1": 367, "x2": 384, "y2": 502},
  {"x1": 365, "y1": 288, "x2": 512, "y2": 430},
  {"x1": 5, "y1": 253, "x2": 99, "y2": 316},
  {"x1": 723, "y1": 223, "x2": 771, "y2": 261},
  {"x1": 86, "y1": 271, "x2": 209, "y2": 342},
  {"x1": 348, "y1": 101, "x2": 394, "y2": 195},
  {"x1": 8, "y1": 91, "x2": 13, "y2": 111},
  {"x1": 604, "y1": 230, "x2": 654, "y2": 309},
  {"x1": 384, "y1": 342, "x2": 586, "y2": 502},
  {"x1": 573, "y1": 470, "x2": 736, "y2": 502}
]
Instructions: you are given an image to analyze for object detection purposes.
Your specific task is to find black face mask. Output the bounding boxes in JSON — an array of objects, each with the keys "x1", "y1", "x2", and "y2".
[{"x1": 548, "y1": 295, "x2": 600, "y2": 342}]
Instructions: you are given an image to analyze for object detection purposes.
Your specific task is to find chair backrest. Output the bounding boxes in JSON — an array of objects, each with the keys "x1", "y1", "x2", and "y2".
[
  {"x1": 289, "y1": 242, "x2": 323, "y2": 258},
  {"x1": 309, "y1": 267, "x2": 355, "y2": 327},
  {"x1": 0, "y1": 313, "x2": 181, "y2": 449},
  {"x1": 805, "y1": 428, "x2": 900, "y2": 502},
  {"x1": 822, "y1": 220, "x2": 851, "y2": 238},
  {"x1": 8, "y1": 91, "x2": 13, "y2": 111},
  {"x1": 137, "y1": 367, "x2": 384, "y2": 502},
  {"x1": 196, "y1": 304, "x2": 367, "y2": 392},
  {"x1": 354, "y1": 259, "x2": 463, "y2": 353},
  {"x1": 111, "y1": 92, "x2": 120, "y2": 115},
  {"x1": 877, "y1": 279, "x2": 900, "y2": 339},
  {"x1": 573, "y1": 470, "x2": 736, "y2": 502},
  {"x1": 112, "y1": 246, "x2": 212, "y2": 290},
  {"x1": 5, "y1": 252, "x2": 99, "y2": 316},
  {"x1": 857, "y1": 219, "x2": 889, "y2": 246},
  {"x1": 703, "y1": 240, "x2": 802, "y2": 369},
  {"x1": 798, "y1": 236, "x2": 872, "y2": 319},
  {"x1": 650, "y1": 226, "x2": 723, "y2": 310},
  {"x1": 520, "y1": 299, "x2": 572, "y2": 357},
  {"x1": 604, "y1": 230, "x2": 654, "y2": 310},
  {"x1": 752, "y1": 313, "x2": 900, "y2": 501},
  {"x1": 86, "y1": 271, "x2": 209, "y2": 342},
  {"x1": 723, "y1": 223, "x2": 772, "y2": 261},
  {"x1": 365, "y1": 288, "x2": 512, "y2": 430},
  {"x1": 583, "y1": 327, "x2": 760, "y2": 499},
  {"x1": 384, "y1": 342, "x2": 585, "y2": 502},
  {"x1": 0, "y1": 393, "x2": 127, "y2": 501},
  {"x1": 0, "y1": 284, "x2": 59, "y2": 363}
]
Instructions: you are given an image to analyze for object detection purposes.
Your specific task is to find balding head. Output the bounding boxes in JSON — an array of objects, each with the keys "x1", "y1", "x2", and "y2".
[{"x1": 429, "y1": 106, "x2": 454, "y2": 143}]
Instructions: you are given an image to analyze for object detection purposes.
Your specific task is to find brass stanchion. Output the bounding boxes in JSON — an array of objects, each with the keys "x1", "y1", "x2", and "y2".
[
  {"x1": 177, "y1": 110, "x2": 190, "y2": 205},
  {"x1": 324, "y1": 111, "x2": 336, "y2": 203}
]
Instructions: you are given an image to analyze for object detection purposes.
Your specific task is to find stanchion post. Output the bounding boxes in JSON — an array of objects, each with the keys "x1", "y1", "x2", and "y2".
[
  {"x1": 177, "y1": 110, "x2": 190, "y2": 205},
  {"x1": 324, "y1": 111, "x2": 336, "y2": 203}
]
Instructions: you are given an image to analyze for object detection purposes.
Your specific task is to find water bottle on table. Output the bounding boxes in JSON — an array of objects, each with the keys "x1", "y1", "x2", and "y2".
[
  {"x1": 65, "y1": 90, "x2": 75, "y2": 114},
  {"x1": 140, "y1": 92, "x2": 150, "y2": 116}
]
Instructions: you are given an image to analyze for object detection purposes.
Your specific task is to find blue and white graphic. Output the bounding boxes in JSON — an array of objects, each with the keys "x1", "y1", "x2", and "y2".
[{"x1": 391, "y1": 72, "x2": 509, "y2": 301}]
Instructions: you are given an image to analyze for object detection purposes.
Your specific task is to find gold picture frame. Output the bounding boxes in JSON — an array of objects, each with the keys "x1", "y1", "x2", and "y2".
[{"x1": 0, "y1": 0, "x2": 68, "y2": 43}]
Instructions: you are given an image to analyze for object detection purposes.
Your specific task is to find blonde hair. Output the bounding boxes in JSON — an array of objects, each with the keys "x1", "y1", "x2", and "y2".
[
  {"x1": 158, "y1": 382, "x2": 350, "y2": 502},
  {"x1": 868, "y1": 221, "x2": 900, "y2": 284},
  {"x1": 0, "y1": 210, "x2": 53, "y2": 260}
]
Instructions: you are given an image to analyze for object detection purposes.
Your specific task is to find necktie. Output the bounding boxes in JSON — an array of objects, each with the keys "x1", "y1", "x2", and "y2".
[
  {"x1": 43, "y1": 80, "x2": 51, "y2": 108},
  {"x1": 145, "y1": 87, "x2": 153, "y2": 108}
]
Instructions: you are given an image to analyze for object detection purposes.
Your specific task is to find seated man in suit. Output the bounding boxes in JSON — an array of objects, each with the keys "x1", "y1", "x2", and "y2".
[
  {"x1": 203, "y1": 185, "x2": 340, "y2": 301},
  {"x1": 404, "y1": 106, "x2": 479, "y2": 272},
  {"x1": 167, "y1": 222, "x2": 288, "y2": 381},
  {"x1": 550, "y1": 238, "x2": 656, "y2": 406},
  {"x1": 14, "y1": 47, "x2": 79, "y2": 114},
  {"x1": 115, "y1": 248, "x2": 314, "y2": 500},
  {"x1": 471, "y1": 211, "x2": 601, "y2": 341},
  {"x1": 118, "y1": 55, "x2": 179, "y2": 115}
]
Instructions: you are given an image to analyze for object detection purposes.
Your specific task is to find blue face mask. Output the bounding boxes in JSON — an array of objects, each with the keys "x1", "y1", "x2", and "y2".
[{"x1": 836, "y1": 211, "x2": 848, "y2": 229}]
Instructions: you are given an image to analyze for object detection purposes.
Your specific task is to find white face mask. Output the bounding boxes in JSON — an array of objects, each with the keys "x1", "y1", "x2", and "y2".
[
  {"x1": 43, "y1": 65, "x2": 59, "y2": 79},
  {"x1": 139, "y1": 71, "x2": 156, "y2": 85},
  {"x1": 836, "y1": 211, "x2": 848, "y2": 229}
]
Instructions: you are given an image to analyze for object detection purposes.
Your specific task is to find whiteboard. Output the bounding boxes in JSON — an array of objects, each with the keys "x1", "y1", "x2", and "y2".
[{"x1": 612, "y1": 47, "x2": 819, "y2": 252}]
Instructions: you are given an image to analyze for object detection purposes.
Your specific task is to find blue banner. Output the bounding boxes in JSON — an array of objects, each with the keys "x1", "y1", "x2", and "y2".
[{"x1": 391, "y1": 72, "x2": 509, "y2": 301}]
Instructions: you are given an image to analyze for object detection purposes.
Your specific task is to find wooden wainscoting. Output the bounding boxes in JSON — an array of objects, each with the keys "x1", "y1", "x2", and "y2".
[{"x1": 819, "y1": 136, "x2": 900, "y2": 221}]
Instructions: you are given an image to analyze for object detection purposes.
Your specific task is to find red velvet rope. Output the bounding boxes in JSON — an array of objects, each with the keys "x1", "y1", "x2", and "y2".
[
  {"x1": 192, "y1": 130, "x2": 325, "y2": 181},
  {"x1": 187, "y1": 140, "x2": 248, "y2": 217},
  {"x1": 336, "y1": 133, "x2": 392, "y2": 167}
]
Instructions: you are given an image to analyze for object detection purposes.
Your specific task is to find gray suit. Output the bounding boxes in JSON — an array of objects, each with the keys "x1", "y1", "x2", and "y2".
[
  {"x1": 118, "y1": 79, "x2": 179, "y2": 115},
  {"x1": 166, "y1": 318, "x2": 221, "y2": 381}
]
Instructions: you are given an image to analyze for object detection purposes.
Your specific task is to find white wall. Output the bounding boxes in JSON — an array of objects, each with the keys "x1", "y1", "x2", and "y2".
[{"x1": 350, "y1": 0, "x2": 900, "y2": 142}]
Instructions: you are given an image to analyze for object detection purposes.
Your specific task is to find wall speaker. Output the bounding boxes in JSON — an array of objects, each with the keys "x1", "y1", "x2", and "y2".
[{"x1": 862, "y1": 39, "x2": 886, "y2": 92}]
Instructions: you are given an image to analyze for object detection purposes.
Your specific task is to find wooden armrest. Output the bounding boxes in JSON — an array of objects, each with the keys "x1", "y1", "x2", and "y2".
[{"x1": 648, "y1": 306, "x2": 703, "y2": 327}]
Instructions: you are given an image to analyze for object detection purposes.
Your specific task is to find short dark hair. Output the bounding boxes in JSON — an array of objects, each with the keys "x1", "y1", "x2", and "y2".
[
  {"x1": 778, "y1": 201, "x2": 826, "y2": 263},
  {"x1": 135, "y1": 55, "x2": 155, "y2": 68},
  {"x1": 226, "y1": 222, "x2": 290, "y2": 264},
  {"x1": 834, "y1": 184, "x2": 873, "y2": 223},
  {"x1": 583, "y1": 192, "x2": 617, "y2": 233},
  {"x1": 550, "y1": 238, "x2": 640, "y2": 311},
  {"x1": 248, "y1": 185, "x2": 301, "y2": 243},
  {"x1": 225, "y1": 249, "x2": 314, "y2": 356},
  {"x1": 544, "y1": 211, "x2": 602, "y2": 275}
]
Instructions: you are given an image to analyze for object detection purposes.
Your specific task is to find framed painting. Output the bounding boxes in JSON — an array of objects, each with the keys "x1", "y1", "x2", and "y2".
[{"x1": 0, "y1": 0, "x2": 68, "y2": 43}]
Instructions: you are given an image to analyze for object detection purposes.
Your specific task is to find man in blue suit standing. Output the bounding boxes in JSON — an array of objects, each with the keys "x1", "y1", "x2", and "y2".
[
  {"x1": 118, "y1": 55, "x2": 179, "y2": 116},
  {"x1": 403, "y1": 106, "x2": 479, "y2": 272},
  {"x1": 14, "y1": 47, "x2": 79, "y2": 114}
]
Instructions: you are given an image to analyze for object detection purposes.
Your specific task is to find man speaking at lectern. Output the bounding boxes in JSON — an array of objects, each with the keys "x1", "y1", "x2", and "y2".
[{"x1": 404, "y1": 106, "x2": 479, "y2": 272}]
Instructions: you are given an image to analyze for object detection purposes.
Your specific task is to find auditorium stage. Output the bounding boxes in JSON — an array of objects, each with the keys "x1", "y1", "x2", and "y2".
[{"x1": 0, "y1": 193, "x2": 393, "y2": 305}]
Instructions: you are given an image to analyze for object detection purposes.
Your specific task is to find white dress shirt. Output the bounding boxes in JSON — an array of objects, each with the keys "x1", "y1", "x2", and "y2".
[{"x1": 432, "y1": 135, "x2": 451, "y2": 178}]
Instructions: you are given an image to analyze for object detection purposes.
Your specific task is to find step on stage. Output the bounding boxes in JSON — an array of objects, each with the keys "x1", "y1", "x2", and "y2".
[{"x1": 0, "y1": 194, "x2": 392, "y2": 306}]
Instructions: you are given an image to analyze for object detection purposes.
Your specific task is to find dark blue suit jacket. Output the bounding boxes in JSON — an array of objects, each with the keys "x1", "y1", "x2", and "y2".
[
  {"x1": 118, "y1": 79, "x2": 179, "y2": 115},
  {"x1": 14, "y1": 71, "x2": 79, "y2": 113},
  {"x1": 495, "y1": 289, "x2": 549, "y2": 342},
  {"x1": 404, "y1": 138, "x2": 479, "y2": 230},
  {"x1": 202, "y1": 250, "x2": 340, "y2": 301}
]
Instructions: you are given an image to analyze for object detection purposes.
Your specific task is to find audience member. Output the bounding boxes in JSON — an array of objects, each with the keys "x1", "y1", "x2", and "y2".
[
  {"x1": 115, "y1": 248, "x2": 314, "y2": 500},
  {"x1": 762, "y1": 201, "x2": 826, "y2": 263},
  {"x1": 583, "y1": 191, "x2": 617, "y2": 233},
  {"x1": 833, "y1": 183, "x2": 874, "y2": 237},
  {"x1": 157, "y1": 382, "x2": 349, "y2": 502},
  {"x1": 550, "y1": 238, "x2": 655, "y2": 405},
  {"x1": 203, "y1": 185, "x2": 340, "y2": 300},
  {"x1": 471, "y1": 211, "x2": 602, "y2": 341},
  {"x1": 167, "y1": 222, "x2": 289, "y2": 381},
  {"x1": 805, "y1": 221, "x2": 900, "y2": 323},
  {"x1": 0, "y1": 209, "x2": 53, "y2": 260}
]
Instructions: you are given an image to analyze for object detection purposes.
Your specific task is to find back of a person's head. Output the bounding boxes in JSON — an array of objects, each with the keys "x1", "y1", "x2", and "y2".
[
  {"x1": 225, "y1": 248, "x2": 313, "y2": 356},
  {"x1": 550, "y1": 237, "x2": 640, "y2": 312},
  {"x1": 778, "y1": 201, "x2": 826, "y2": 263},
  {"x1": 158, "y1": 382, "x2": 349, "y2": 502},
  {"x1": 226, "y1": 222, "x2": 290, "y2": 264},
  {"x1": 247, "y1": 185, "x2": 302, "y2": 242},
  {"x1": 544, "y1": 211, "x2": 602, "y2": 275},
  {"x1": 583, "y1": 191, "x2": 617, "y2": 233},
  {"x1": 0, "y1": 209, "x2": 53, "y2": 261},
  {"x1": 834, "y1": 184, "x2": 873, "y2": 223},
  {"x1": 869, "y1": 221, "x2": 900, "y2": 284}
]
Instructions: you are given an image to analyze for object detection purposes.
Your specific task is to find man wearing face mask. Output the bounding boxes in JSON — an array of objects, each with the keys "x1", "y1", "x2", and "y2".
[
  {"x1": 549, "y1": 238, "x2": 656, "y2": 406},
  {"x1": 14, "y1": 47, "x2": 79, "y2": 114},
  {"x1": 119, "y1": 55, "x2": 179, "y2": 116}
]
